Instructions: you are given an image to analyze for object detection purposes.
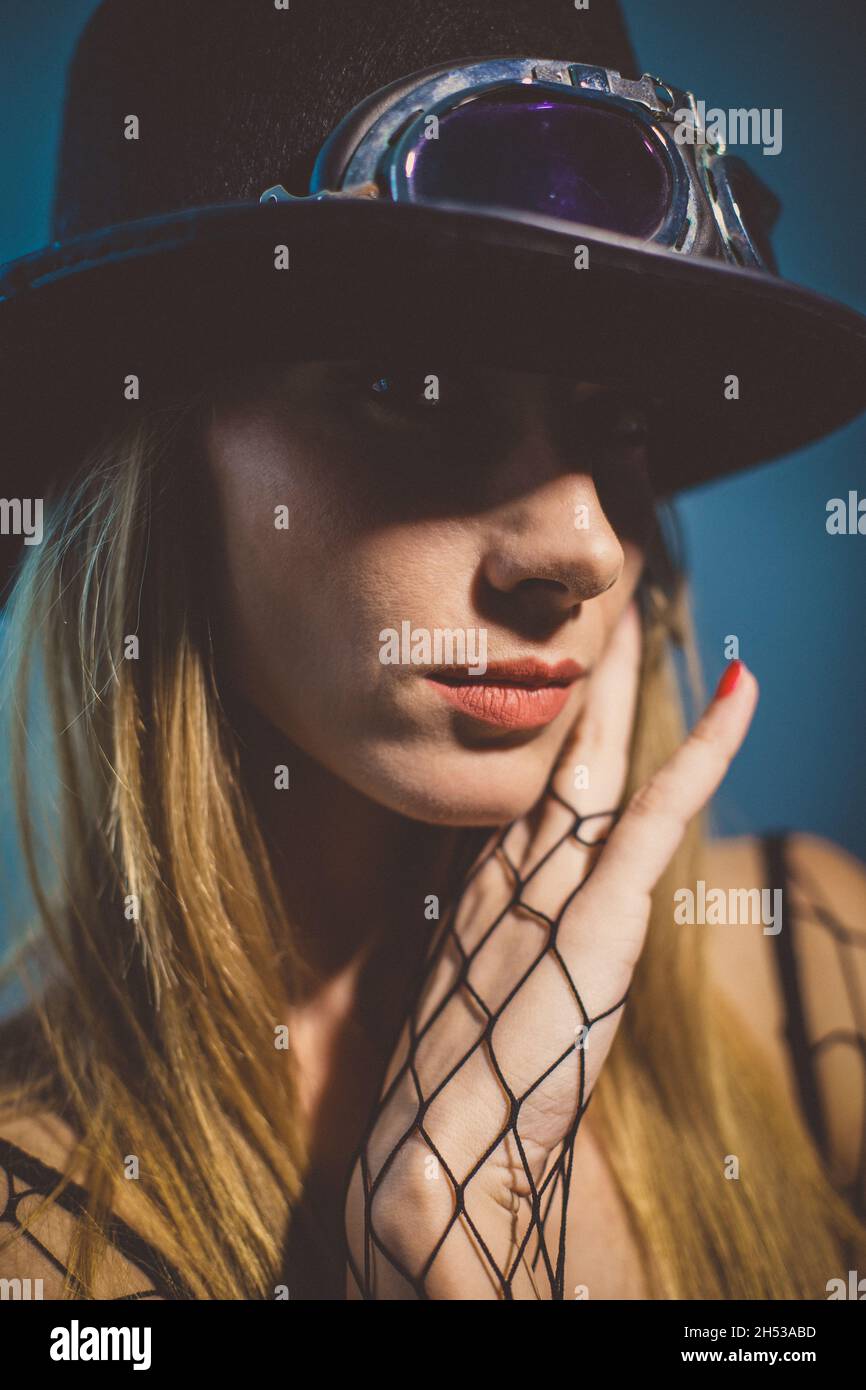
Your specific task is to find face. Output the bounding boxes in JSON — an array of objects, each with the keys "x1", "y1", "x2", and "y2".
[{"x1": 204, "y1": 360, "x2": 654, "y2": 826}]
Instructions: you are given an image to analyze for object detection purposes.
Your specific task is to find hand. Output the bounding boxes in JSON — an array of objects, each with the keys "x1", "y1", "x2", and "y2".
[{"x1": 344, "y1": 604, "x2": 758, "y2": 1298}]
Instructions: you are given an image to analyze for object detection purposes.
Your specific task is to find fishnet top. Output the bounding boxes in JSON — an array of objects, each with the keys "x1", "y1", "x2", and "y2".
[
  {"x1": 1, "y1": 830, "x2": 864, "y2": 1300},
  {"x1": 0, "y1": 1140, "x2": 191, "y2": 1299}
]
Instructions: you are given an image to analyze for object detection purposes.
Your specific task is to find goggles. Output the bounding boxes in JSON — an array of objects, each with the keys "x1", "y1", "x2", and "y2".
[{"x1": 260, "y1": 57, "x2": 782, "y2": 273}]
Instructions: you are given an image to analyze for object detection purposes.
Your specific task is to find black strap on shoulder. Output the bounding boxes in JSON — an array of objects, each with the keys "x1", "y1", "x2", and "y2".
[
  {"x1": 763, "y1": 831, "x2": 829, "y2": 1160},
  {"x1": 0, "y1": 1136, "x2": 192, "y2": 1299}
]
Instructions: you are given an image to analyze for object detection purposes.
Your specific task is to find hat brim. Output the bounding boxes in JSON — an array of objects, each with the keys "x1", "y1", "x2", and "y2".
[{"x1": 2, "y1": 196, "x2": 866, "y2": 508}]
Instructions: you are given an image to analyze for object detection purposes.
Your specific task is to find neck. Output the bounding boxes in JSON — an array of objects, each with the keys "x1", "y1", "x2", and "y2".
[{"x1": 229, "y1": 696, "x2": 485, "y2": 999}]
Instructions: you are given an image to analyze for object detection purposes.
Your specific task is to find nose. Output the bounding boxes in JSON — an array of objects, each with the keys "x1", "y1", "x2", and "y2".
[{"x1": 478, "y1": 411, "x2": 625, "y2": 629}]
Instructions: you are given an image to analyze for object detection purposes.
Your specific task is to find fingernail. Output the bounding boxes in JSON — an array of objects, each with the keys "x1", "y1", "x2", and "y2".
[{"x1": 714, "y1": 659, "x2": 744, "y2": 700}]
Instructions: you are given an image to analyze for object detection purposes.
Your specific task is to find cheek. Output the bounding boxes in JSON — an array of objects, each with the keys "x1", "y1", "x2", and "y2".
[
  {"x1": 204, "y1": 417, "x2": 456, "y2": 745},
  {"x1": 588, "y1": 541, "x2": 645, "y2": 640},
  {"x1": 204, "y1": 408, "x2": 650, "y2": 826},
  {"x1": 208, "y1": 407, "x2": 367, "y2": 620},
  {"x1": 615, "y1": 541, "x2": 645, "y2": 603},
  {"x1": 206, "y1": 416, "x2": 351, "y2": 722}
]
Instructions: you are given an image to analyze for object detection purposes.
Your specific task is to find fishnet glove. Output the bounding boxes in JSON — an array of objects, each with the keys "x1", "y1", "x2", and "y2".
[{"x1": 344, "y1": 605, "x2": 758, "y2": 1298}]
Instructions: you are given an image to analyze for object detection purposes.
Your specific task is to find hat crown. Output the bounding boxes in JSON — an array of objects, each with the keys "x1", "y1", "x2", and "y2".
[{"x1": 52, "y1": 0, "x2": 638, "y2": 241}]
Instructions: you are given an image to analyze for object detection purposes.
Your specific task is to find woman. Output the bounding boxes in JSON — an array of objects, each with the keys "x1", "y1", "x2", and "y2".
[{"x1": 1, "y1": 0, "x2": 865, "y2": 1301}]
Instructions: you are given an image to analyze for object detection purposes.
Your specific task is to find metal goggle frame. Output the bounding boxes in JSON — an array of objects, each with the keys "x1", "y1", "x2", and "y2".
[{"x1": 260, "y1": 57, "x2": 782, "y2": 273}]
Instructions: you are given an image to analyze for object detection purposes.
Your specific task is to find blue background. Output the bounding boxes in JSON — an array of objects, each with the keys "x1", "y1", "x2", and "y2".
[{"x1": 0, "y1": 0, "x2": 864, "y2": 883}]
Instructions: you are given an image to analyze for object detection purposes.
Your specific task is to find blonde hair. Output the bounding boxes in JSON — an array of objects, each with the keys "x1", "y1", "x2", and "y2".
[
  {"x1": 596, "y1": 586, "x2": 866, "y2": 1296},
  {"x1": 0, "y1": 399, "x2": 862, "y2": 1298}
]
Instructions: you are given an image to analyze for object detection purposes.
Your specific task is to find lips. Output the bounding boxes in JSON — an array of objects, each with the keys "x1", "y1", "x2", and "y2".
[{"x1": 425, "y1": 659, "x2": 584, "y2": 731}]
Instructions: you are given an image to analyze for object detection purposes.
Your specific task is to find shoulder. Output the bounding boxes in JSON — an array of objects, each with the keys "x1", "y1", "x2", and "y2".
[
  {"x1": 703, "y1": 830, "x2": 866, "y2": 1017},
  {"x1": 0, "y1": 1110, "x2": 84, "y2": 1177},
  {"x1": 0, "y1": 1109, "x2": 167, "y2": 1299},
  {"x1": 703, "y1": 831, "x2": 866, "y2": 1202}
]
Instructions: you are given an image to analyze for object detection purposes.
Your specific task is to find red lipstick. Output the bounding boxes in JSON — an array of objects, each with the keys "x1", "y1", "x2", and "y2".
[{"x1": 426, "y1": 659, "x2": 584, "y2": 731}]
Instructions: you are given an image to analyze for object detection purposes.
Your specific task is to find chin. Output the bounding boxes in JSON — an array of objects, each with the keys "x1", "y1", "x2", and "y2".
[{"x1": 355, "y1": 741, "x2": 557, "y2": 828}]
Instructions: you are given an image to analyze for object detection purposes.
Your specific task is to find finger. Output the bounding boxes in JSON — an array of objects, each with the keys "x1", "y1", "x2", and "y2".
[
  {"x1": 513, "y1": 600, "x2": 641, "y2": 908},
  {"x1": 583, "y1": 659, "x2": 759, "y2": 915},
  {"x1": 551, "y1": 598, "x2": 642, "y2": 821}
]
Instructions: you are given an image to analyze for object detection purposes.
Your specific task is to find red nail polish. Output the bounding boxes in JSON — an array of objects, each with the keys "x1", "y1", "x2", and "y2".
[{"x1": 715, "y1": 659, "x2": 744, "y2": 700}]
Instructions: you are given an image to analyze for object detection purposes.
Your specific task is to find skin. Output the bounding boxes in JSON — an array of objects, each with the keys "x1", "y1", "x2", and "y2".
[
  {"x1": 3, "y1": 362, "x2": 865, "y2": 1301},
  {"x1": 202, "y1": 359, "x2": 759, "y2": 1297},
  {"x1": 201, "y1": 360, "x2": 660, "y2": 1277},
  {"x1": 344, "y1": 605, "x2": 758, "y2": 1297},
  {"x1": 204, "y1": 360, "x2": 654, "y2": 830},
  {"x1": 203, "y1": 358, "x2": 656, "y2": 1046}
]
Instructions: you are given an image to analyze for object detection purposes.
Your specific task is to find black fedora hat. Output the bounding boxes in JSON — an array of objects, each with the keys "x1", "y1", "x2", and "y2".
[{"x1": 2, "y1": 0, "x2": 866, "y2": 597}]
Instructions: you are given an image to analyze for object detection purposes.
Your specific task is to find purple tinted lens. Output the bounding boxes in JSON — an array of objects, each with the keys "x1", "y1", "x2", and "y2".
[{"x1": 403, "y1": 86, "x2": 673, "y2": 239}]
